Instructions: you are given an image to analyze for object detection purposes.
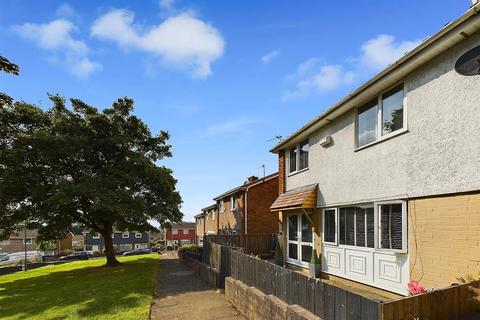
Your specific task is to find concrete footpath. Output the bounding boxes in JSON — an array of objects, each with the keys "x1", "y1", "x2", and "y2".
[{"x1": 150, "y1": 251, "x2": 245, "y2": 320}]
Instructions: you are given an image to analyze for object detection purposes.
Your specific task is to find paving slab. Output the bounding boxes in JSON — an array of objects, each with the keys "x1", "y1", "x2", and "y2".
[{"x1": 150, "y1": 251, "x2": 245, "y2": 320}]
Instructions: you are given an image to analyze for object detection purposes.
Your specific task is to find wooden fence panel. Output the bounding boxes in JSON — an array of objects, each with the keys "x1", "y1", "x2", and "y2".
[
  {"x1": 324, "y1": 283, "x2": 335, "y2": 320},
  {"x1": 314, "y1": 280, "x2": 325, "y2": 319},
  {"x1": 335, "y1": 286, "x2": 347, "y2": 320},
  {"x1": 222, "y1": 246, "x2": 385, "y2": 320},
  {"x1": 380, "y1": 280, "x2": 480, "y2": 320},
  {"x1": 306, "y1": 277, "x2": 316, "y2": 314}
]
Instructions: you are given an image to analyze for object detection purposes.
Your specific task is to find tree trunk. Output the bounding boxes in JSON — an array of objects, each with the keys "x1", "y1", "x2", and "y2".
[{"x1": 102, "y1": 230, "x2": 120, "y2": 267}]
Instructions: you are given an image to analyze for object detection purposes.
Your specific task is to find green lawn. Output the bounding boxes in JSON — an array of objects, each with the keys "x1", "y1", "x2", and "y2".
[{"x1": 0, "y1": 254, "x2": 159, "y2": 320}]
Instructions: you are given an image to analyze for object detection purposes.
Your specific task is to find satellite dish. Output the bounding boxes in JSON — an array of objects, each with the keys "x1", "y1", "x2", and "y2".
[{"x1": 455, "y1": 45, "x2": 480, "y2": 76}]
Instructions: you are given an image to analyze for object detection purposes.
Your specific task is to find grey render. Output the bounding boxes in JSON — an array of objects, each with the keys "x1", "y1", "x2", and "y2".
[{"x1": 285, "y1": 32, "x2": 480, "y2": 207}]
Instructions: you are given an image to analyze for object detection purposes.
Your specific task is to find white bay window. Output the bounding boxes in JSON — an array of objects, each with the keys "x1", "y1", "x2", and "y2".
[{"x1": 323, "y1": 200, "x2": 406, "y2": 252}]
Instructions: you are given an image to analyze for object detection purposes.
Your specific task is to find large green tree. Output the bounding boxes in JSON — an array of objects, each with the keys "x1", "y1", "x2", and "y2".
[
  {"x1": 0, "y1": 95, "x2": 182, "y2": 266},
  {"x1": 0, "y1": 55, "x2": 20, "y2": 106}
]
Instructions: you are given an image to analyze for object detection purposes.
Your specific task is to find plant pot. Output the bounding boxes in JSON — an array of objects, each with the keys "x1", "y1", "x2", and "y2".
[{"x1": 309, "y1": 263, "x2": 321, "y2": 278}]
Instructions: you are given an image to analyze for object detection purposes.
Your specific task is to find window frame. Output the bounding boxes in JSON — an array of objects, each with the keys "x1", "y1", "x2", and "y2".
[
  {"x1": 172, "y1": 229, "x2": 178, "y2": 235},
  {"x1": 219, "y1": 200, "x2": 225, "y2": 213},
  {"x1": 92, "y1": 234, "x2": 101, "y2": 239},
  {"x1": 230, "y1": 195, "x2": 237, "y2": 211},
  {"x1": 288, "y1": 139, "x2": 309, "y2": 175},
  {"x1": 23, "y1": 238, "x2": 33, "y2": 245},
  {"x1": 135, "y1": 232, "x2": 142, "y2": 239},
  {"x1": 323, "y1": 208, "x2": 338, "y2": 245},
  {"x1": 321, "y1": 200, "x2": 407, "y2": 254},
  {"x1": 355, "y1": 83, "x2": 407, "y2": 150},
  {"x1": 122, "y1": 232, "x2": 130, "y2": 239},
  {"x1": 376, "y1": 200, "x2": 407, "y2": 253}
]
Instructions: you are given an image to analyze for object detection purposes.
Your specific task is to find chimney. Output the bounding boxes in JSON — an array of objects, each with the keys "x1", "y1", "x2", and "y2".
[{"x1": 246, "y1": 176, "x2": 258, "y2": 184}]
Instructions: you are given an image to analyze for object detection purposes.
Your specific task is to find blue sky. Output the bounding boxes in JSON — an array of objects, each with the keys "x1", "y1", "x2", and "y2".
[{"x1": 0, "y1": 0, "x2": 470, "y2": 221}]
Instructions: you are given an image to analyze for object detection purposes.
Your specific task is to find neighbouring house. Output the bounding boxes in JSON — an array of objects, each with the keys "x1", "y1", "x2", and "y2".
[
  {"x1": 195, "y1": 204, "x2": 218, "y2": 242},
  {"x1": 83, "y1": 231, "x2": 150, "y2": 253},
  {"x1": 270, "y1": 5, "x2": 480, "y2": 296},
  {"x1": 0, "y1": 229, "x2": 39, "y2": 254},
  {"x1": 213, "y1": 173, "x2": 279, "y2": 235},
  {"x1": 165, "y1": 222, "x2": 196, "y2": 246},
  {"x1": 56, "y1": 232, "x2": 73, "y2": 254},
  {"x1": 0, "y1": 229, "x2": 73, "y2": 255},
  {"x1": 71, "y1": 232, "x2": 85, "y2": 251}
]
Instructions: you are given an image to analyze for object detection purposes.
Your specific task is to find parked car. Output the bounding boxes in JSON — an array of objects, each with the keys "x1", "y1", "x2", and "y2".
[
  {"x1": 0, "y1": 254, "x2": 9, "y2": 262},
  {"x1": 58, "y1": 251, "x2": 90, "y2": 261},
  {"x1": 122, "y1": 248, "x2": 151, "y2": 256}
]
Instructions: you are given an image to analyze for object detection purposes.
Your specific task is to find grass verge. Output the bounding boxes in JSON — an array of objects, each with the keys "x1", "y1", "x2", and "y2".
[{"x1": 0, "y1": 254, "x2": 159, "y2": 319}]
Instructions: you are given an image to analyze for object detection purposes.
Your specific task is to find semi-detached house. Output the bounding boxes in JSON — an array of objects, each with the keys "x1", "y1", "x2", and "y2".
[{"x1": 270, "y1": 4, "x2": 480, "y2": 296}]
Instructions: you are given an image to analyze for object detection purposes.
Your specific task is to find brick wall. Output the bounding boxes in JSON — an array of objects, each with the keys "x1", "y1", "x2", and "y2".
[
  {"x1": 196, "y1": 217, "x2": 204, "y2": 236},
  {"x1": 225, "y1": 277, "x2": 320, "y2": 320},
  {"x1": 217, "y1": 194, "x2": 243, "y2": 233},
  {"x1": 278, "y1": 150, "x2": 285, "y2": 194},
  {"x1": 205, "y1": 210, "x2": 218, "y2": 235},
  {"x1": 246, "y1": 176, "x2": 279, "y2": 235},
  {"x1": 409, "y1": 192, "x2": 480, "y2": 289}
]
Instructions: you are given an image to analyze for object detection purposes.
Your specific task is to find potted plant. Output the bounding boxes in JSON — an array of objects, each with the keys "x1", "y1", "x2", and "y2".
[
  {"x1": 274, "y1": 239, "x2": 283, "y2": 266},
  {"x1": 309, "y1": 249, "x2": 321, "y2": 278}
]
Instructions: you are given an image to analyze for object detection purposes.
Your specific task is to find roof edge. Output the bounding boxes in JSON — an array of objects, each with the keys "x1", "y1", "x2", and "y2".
[{"x1": 270, "y1": 3, "x2": 480, "y2": 153}]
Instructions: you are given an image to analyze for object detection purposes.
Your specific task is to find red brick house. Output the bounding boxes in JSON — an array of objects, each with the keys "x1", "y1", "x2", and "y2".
[
  {"x1": 166, "y1": 222, "x2": 196, "y2": 245},
  {"x1": 212, "y1": 173, "x2": 279, "y2": 236}
]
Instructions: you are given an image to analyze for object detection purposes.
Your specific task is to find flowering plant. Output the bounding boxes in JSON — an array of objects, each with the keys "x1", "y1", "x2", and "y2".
[{"x1": 408, "y1": 280, "x2": 427, "y2": 295}]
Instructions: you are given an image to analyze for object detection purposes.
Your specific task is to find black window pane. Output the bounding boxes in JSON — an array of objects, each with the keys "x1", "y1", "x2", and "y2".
[
  {"x1": 357, "y1": 100, "x2": 377, "y2": 147},
  {"x1": 288, "y1": 215, "x2": 298, "y2": 241},
  {"x1": 289, "y1": 243, "x2": 298, "y2": 260},
  {"x1": 299, "y1": 140, "x2": 309, "y2": 170},
  {"x1": 345, "y1": 208, "x2": 355, "y2": 246},
  {"x1": 382, "y1": 85, "x2": 404, "y2": 135},
  {"x1": 324, "y1": 210, "x2": 336, "y2": 243},
  {"x1": 339, "y1": 209, "x2": 346, "y2": 245},
  {"x1": 289, "y1": 147, "x2": 297, "y2": 173},
  {"x1": 391, "y1": 204, "x2": 403, "y2": 250},
  {"x1": 381, "y1": 204, "x2": 403, "y2": 250},
  {"x1": 302, "y1": 245, "x2": 312, "y2": 263},
  {"x1": 366, "y1": 208, "x2": 375, "y2": 248},
  {"x1": 381, "y1": 205, "x2": 391, "y2": 249},
  {"x1": 302, "y1": 215, "x2": 312, "y2": 243},
  {"x1": 355, "y1": 208, "x2": 365, "y2": 247}
]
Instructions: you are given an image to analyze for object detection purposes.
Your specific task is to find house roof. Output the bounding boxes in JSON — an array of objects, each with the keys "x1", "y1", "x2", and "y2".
[
  {"x1": 270, "y1": 3, "x2": 480, "y2": 153},
  {"x1": 213, "y1": 172, "x2": 279, "y2": 200},
  {"x1": 170, "y1": 222, "x2": 196, "y2": 230},
  {"x1": 9, "y1": 229, "x2": 39, "y2": 239},
  {"x1": 270, "y1": 184, "x2": 317, "y2": 211},
  {"x1": 194, "y1": 213, "x2": 204, "y2": 219},
  {"x1": 201, "y1": 204, "x2": 217, "y2": 212}
]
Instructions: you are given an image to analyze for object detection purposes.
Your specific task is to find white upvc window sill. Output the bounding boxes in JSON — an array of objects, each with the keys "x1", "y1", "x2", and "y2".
[
  {"x1": 288, "y1": 167, "x2": 309, "y2": 177},
  {"x1": 355, "y1": 127, "x2": 408, "y2": 152}
]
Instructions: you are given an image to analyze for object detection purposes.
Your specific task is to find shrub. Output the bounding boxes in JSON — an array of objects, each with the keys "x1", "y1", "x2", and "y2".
[{"x1": 178, "y1": 244, "x2": 202, "y2": 255}]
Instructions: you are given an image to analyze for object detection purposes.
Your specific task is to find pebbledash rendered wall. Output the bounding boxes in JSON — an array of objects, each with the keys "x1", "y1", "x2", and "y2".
[{"x1": 285, "y1": 32, "x2": 480, "y2": 207}]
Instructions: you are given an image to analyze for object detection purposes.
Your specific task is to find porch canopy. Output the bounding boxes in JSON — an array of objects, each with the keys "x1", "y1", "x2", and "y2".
[{"x1": 270, "y1": 184, "x2": 317, "y2": 211}]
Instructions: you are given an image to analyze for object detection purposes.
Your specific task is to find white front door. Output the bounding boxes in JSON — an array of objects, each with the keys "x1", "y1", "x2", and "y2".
[
  {"x1": 321, "y1": 203, "x2": 409, "y2": 295},
  {"x1": 287, "y1": 213, "x2": 313, "y2": 267}
]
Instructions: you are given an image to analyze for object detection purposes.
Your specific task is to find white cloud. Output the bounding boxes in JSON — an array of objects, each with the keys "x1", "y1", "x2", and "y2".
[
  {"x1": 283, "y1": 34, "x2": 421, "y2": 100},
  {"x1": 56, "y1": 3, "x2": 76, "y2": 18},
  {"x1": 159, "y1": 0, "x2": 175, "y2": 11},
  {"x1": 91, "y1": 9, "x2": 225, "y2": 78},
  {"x1": 359, "y1": 34, "x2": 422, "y2": 70},
  {"x1": 206, "y1": 118, "x2": 255, "y2": 135},
  {"x1": 261, "y1": 50, "x2": 279, "y2": 64},
  {"x1": 13, "y1": 19, "x2": 101, "y2": 78},
  {"x1": 283, "y1": 61, "x2": 355, "y2": 100}
]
